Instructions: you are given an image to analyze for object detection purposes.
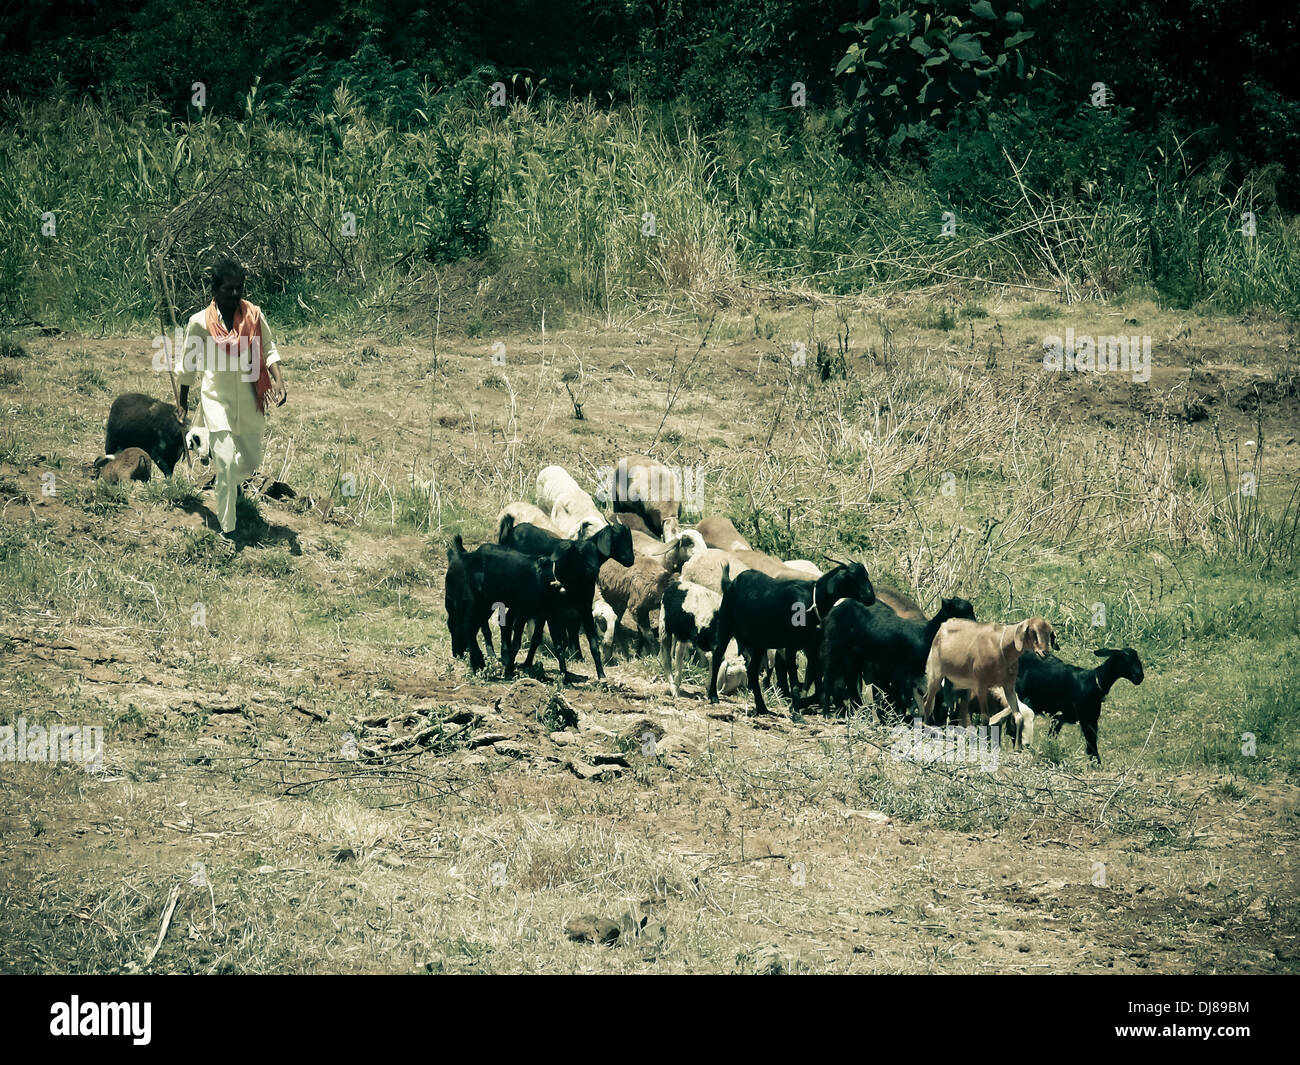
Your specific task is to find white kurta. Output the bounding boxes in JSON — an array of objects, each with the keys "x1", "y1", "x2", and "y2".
[
  {"x1": 175, "y1": 308, "x2": 282, "y2": 533},
  {"x1": 175, "y1": 310, "x2": 282, "y2": 435}
]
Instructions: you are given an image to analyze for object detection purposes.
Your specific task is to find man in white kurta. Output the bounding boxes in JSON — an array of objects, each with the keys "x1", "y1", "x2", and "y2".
[{"x1": 175, "y1": 263, "x2": 287, "y2": 537}]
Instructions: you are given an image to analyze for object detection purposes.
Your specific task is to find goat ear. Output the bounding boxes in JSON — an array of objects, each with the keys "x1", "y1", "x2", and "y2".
[{"x1": 1013, "y1": 621, "x2": 1027, "y2": 653}]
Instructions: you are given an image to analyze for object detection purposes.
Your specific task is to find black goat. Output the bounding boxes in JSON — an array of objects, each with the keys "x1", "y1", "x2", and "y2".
[
  {"x1": 708, "y1": 561, "x2": 875, "y2": 715},
  {"x1": 498, "y1": 517, "x2": 635, "y2": 681},
  {"x1": 444, "y1": 535, "x2": 568, "y2": 679},
  {"x1": 820, "y1": 596, "x2": 976, "y2": 718},
  {"x1": 1013, "y1": 647, "x2": 1145, "y2": 765}
]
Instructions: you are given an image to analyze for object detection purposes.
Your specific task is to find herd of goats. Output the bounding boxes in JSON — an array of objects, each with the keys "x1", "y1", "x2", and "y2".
[{"x1": 445, "y1": 458, "x2": 1146, "y2": 765}]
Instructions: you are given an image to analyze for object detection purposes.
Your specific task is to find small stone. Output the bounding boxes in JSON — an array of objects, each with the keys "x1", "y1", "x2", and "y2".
[
  {"x1": 753, "y1": 945, "x2": 795, "y2": 975},
  {"x1": 565, "y1": 759, "x2": 624, "y2": 781},
  {"x1": 332, "y1": 847, "x2": 357, "y2": 863},
  {"x1": 565, "y1": 915, "x2": 620, "y2": 944},
  {"x1": 618, "y1": 717, "x2": 665, "y2": 747}
]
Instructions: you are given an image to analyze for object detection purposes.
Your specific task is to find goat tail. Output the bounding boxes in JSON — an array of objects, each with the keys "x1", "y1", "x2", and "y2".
[
  {"x1": 497, "y1": 512, "x2": 515, "y2": 544},
  {"x1": 721, "y1": 561, "x2": 732, "y2": 594}
]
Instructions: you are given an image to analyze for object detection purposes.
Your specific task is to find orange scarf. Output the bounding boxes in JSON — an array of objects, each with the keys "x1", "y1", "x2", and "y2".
[{"x1": 205, "y1": 299, "x2": 274, "y2": 413}]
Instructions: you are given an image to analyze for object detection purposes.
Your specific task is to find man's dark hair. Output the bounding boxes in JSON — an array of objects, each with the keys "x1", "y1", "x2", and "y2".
[{"x1": 209, "y1": 256, "x2": 247, "y2": 290}]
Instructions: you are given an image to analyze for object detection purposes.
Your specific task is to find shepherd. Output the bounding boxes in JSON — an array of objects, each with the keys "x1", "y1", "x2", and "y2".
[{"x1": 175, "y1": 257, "x2": 288, "y2": 539}]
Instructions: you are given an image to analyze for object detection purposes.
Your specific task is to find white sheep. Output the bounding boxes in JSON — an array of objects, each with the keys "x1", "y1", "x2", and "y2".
[
  {"x1": 537, "y1": 465, "x2": 607, "y2": 538},
  {"x1": 633, "y1": 528, "x2": 705, "y2": 573},
  {"x1": 782, "y1": 559, "x2": 823, "y2": 579},
  {"x1": 680, "y1": 548, "x2": 748, "y2": 594}
]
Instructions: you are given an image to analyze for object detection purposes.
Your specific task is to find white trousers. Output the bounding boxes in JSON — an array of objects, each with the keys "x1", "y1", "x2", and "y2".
[{"x1": 210, "y1": 424, "x2": 263, "y2": 533}]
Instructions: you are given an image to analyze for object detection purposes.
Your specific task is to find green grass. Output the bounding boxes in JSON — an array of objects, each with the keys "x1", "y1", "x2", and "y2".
[{"x1": 2, "y1": 92, "x2": 1298, "y2": 334}]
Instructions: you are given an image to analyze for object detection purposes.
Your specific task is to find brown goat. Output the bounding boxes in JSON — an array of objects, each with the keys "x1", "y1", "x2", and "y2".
[
  {"x1": 94, "y1": 447, "x2": 152, "y2": 485},
  {"x1": 921, "y1": 617, "x2": 1057, "y2": 749},
  {"x1": 696, "y1": 515, "x2": 752, "y2": 552}
]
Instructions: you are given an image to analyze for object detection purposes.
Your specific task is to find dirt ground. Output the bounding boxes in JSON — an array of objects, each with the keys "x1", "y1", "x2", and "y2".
[{"x1": 1, "y1": 295, "x2": 1297, "y2": 973}]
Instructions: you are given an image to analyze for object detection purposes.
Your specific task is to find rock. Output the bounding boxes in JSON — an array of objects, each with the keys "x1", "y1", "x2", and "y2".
[
  {"x1": 842, "y1": 809, "x2": 892, "y2": 823},
  {"x1": 376, "y1": 851, "x2": 406, "y2": 869},
  {"x1": 618, "y1": 717, "x2": 665, "y2": 748},
  {"x1": 331, "y1": 847, "x2": 357, "y2": 863},
  {"x1": 589, "y1": 752, "x2": 631, "y2": 767},
  {"x1": 581, "y1": 724, "x2": 617, "y2": 740},
  {"x1": 565, "y1": 759, "x2": 624, "y2": 781},
  {"x1": 493, "y1": 677, "x2": 552, "y2": 718},
  {"x1": 565, "y1": 915, "x2": 621, "y2": 944},
  {"x1": 752, "y1": 945, "x2": 795, "y2": 975},
  {"x1": 468, "y1": 731, "x2": 511, "y2": 748},
  {"x1": 421, "y1": 956, "x2": 445, "y2": 973}
]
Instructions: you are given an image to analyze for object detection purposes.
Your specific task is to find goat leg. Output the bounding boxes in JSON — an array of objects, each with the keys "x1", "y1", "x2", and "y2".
[
  {"x1": 707, "y1": 618, "x2": 732, "y2": 703},
  {"x1": 746, "y1": 648, "x2": 768, "y2": 716}
]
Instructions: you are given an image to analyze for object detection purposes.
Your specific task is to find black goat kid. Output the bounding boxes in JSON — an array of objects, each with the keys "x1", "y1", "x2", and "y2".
[
  {"x1": 1014, "y1": 647, "x2": 1144, "y2": 765},
  {"x1": 444, "y1": 536, "x2": 569, "y2": 680}
]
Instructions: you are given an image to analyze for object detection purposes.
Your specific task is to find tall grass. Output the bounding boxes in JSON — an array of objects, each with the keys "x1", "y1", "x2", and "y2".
[{"x1": 3, "y1": 89, "x2": 1298, "y2": 331}]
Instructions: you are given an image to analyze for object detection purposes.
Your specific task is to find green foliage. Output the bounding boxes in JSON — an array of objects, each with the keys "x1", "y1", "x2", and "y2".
[{"x1": 835, "y1": 1, "x2": 1040, "y2": 148}]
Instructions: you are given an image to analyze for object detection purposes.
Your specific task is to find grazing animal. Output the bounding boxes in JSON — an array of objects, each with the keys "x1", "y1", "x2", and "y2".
[
  {"x1": 997, "y1": 647, "x2": 1145, "y2": 765},
  {"x1": 696, "y1": 515, "x2": 752, "y2": 552},
  {"x1": 872, "y1": 585, "x2": 925, "y2": 620},
  {"x1": 821, "y1": 596, "x2": 977, "y2": 717},
  {"x1": 659, "y1": 578, "x2": 747, "y2": 697},
  {"x1": 782, "y1": 560, "x2": 823, "y2": 579},
  {"x1": 497, "y1": 501, "x2": 560, "y2": 539},
  {"x1": 612, "y1": 512, "x2": 654, "y2": 536},
  {"x1": 632, "y1": 528, "x2": 704, "y2": 573},
  {"x1": 183, "y1": 424, "x2": 212, "y2": 467},
  {"x1": 709, "y1": 561, "x2": 876, "y2": 715},
  {"x1": 93, "y1": 447, "x2": 152, "y2": 485},
  {"x1": 728, "y1": 549, "x2": 813, "y2": 581},
  {"x1": 681, "y1": 548, "x2": 747, "y2": 594},
  {"x1": 444, "y1": 536, "x2": 568, "y2": 679},
  {"x1": 105, "y1": 393, "x2": 185, "y2": 476},
  {"x1": 537, "y1": 465, "x2": 607, "y2": 538},
  {"x1": 499, "y1": 518, "x2": 634, "y2": 680},
  {"x1": 598, "y1": 555, "x2": 675, "y2": 654},
  {"x1": 921, "y1": 617, "x2": 1058, "y2": 749},
  {"x1": 498, "y1": 515, "x2": 620, "y2": 661},
  {"x1": 610, "y1": 455, "x2": 681, "y2": 537}
]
